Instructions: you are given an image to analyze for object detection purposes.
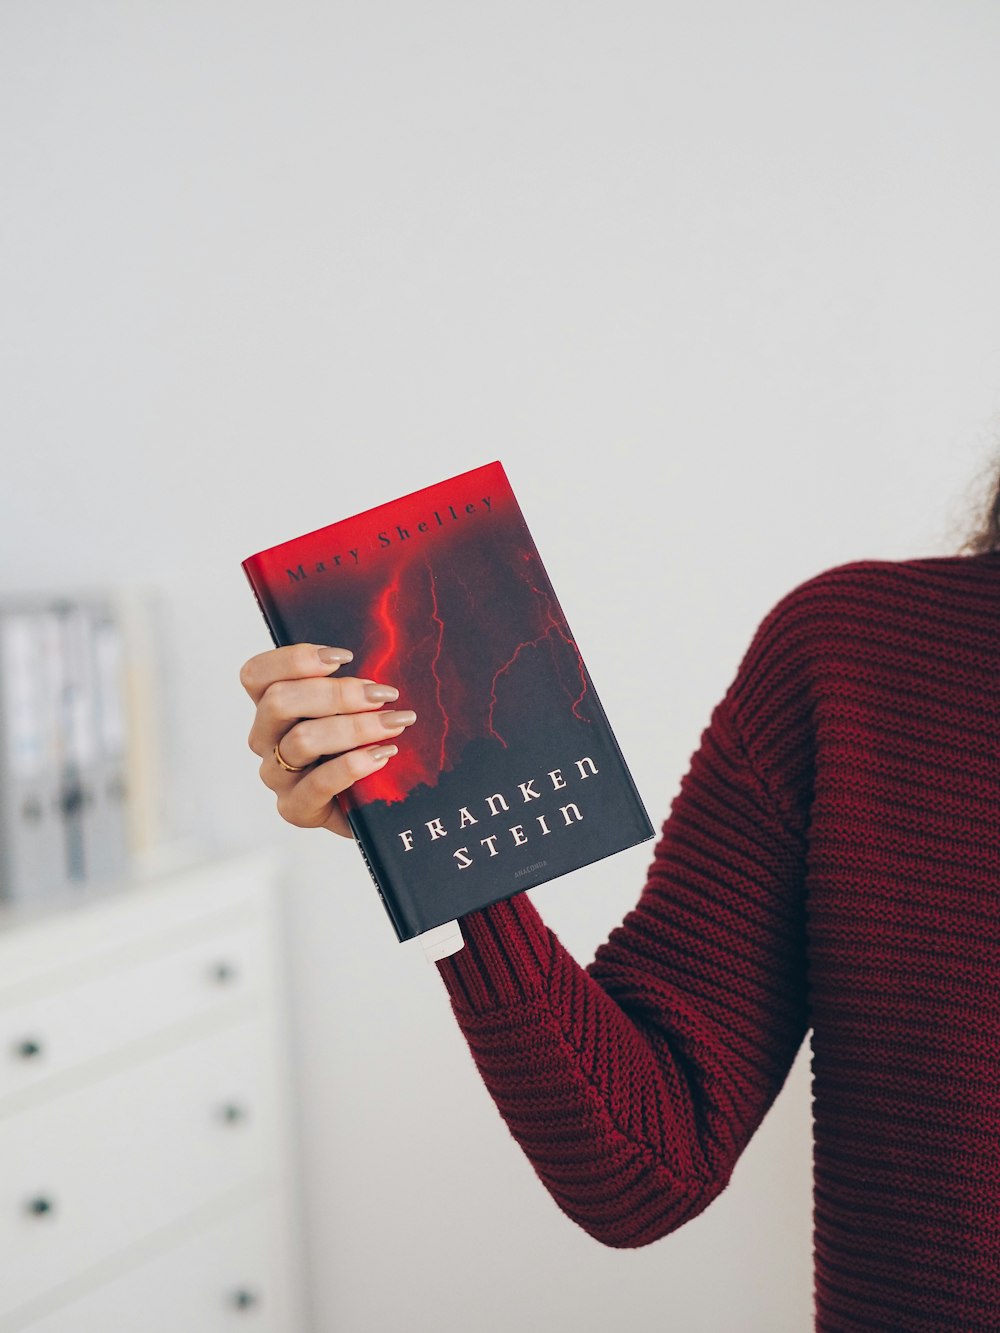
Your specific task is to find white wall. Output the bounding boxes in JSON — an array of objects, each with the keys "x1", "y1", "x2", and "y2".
[{"x1": 3, "y1": 2, "x2": 1000, "y2": 1329}]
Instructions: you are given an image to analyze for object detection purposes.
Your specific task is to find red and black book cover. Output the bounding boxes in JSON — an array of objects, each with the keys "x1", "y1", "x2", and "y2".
[{"x1": 241, "y1": 460, "x2": 655, "y2": 942}]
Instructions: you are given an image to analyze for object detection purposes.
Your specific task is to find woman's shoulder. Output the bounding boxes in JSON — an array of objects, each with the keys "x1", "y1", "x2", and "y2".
[
  {"x1": 761, "y1": 550, "x2": 996, "y2": 628},
  {"x1": 730, "y1": 551, "x2": 993, "y2": 686},
  {"x1": 723, "y1": 551, "x2": 995, "y2": 781}
]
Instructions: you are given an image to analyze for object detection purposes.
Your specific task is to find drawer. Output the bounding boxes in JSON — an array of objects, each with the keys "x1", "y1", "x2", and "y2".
[
  {"x1": 0, "y1": 922, "x2": 268, "y2": 1106},
  {"x1": 0, "y1": 1018, "x2": 279, "y2": 1320},
  {"x1": 0, "y1": 849, "x2": 282, "y2": 994},
  {"x1": 19, "y1": 1192, "x2": 297, "y2": 1333}
]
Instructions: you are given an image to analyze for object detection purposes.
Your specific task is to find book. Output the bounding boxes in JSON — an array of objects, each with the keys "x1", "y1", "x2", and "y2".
[{"x1": 241, "y1": 460, "x2": 655, "y2": 945}]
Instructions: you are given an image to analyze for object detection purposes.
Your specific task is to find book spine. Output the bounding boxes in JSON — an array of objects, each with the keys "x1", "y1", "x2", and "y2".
[
  {"x1": 241, "y1": 560, "x2": 291, "y2": 648},
  {"x1": 345, "y1": 801, "x2": 416, "y2": 943},
  {"x1": 243, "y1": 558, "x2": 424, "y2": 943}
]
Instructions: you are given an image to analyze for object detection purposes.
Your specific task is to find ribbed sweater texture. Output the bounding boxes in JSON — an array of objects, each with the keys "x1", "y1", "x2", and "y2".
[{"x1": 435, "y1": 553, "x2": 1000, "y2": 1332}]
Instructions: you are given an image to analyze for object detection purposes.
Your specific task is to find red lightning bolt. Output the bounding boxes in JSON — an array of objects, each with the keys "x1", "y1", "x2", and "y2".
[
  {"x1": 528, "y1": 580, "x2": 588, "y2": 719},
  {"x1": 487, "y1": 562, "x2": 589, "y2": 746},
  {"x1": 368, "y1": 574, "x2": 401, "y2": 683},
  {"x1": 424, "y1": 559, "x2": 450, "y2": 772}
]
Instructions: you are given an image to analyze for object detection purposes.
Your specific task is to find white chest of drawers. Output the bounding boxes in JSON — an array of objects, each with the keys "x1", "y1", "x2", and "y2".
[{"x1": 0, "y1": 848, "x2": 306, "y2": 1332}]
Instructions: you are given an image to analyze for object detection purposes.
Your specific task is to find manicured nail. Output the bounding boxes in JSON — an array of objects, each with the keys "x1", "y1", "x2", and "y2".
[
  {"x1": 364, "y1": 683, "x2": 399, "y2": 703},
  {"x1": 318, "y1": 646, "x2": 353, "y2": 665},
  {"x1": 379, "y1": 709, "x2": 417, "y2": 728},
  {"x1": 370, "y1": 744, "x2": 398, "y2": 762}
]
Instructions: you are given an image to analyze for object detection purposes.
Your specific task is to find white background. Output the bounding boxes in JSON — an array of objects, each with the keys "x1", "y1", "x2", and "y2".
[{"x1": 2, "y1": 3, "x2": 1000, "y2": 1329}]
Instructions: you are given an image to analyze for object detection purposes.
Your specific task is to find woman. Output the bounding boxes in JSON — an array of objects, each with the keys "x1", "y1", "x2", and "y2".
[{"x1": 240, "y1": 465, "x2": 1000, "y2": 1332}]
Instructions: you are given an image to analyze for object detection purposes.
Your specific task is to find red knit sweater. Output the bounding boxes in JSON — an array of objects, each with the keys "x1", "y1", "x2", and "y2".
[{"x1": 435, "y1": 552, "x2": 1000, "y2": 1332}]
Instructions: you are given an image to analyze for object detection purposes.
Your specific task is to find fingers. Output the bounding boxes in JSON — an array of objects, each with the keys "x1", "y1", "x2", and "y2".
[
  {"x1": 257, "y1": 705, "x2": 417, "y2": 779},
  {"x1": 318, "y1": 799, "x2": 354, "y2": 839},
  {"x1": 248, "y1": 671, "x2": 407, "y2": 760},
  {"x1": 241, "y1": 642, "x2": 415, "y2": 841},
  {"x1": 269, "y1": 743, "x2": 401, "y2": 833},
  {"x1": 239, "y1": 643, "x2": 354, "y2": 706}
]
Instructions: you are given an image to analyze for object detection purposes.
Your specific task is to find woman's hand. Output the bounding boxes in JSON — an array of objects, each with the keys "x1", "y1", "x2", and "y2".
[{"x1": 239, "y1": 643, "x2": 417, "y2": 838}]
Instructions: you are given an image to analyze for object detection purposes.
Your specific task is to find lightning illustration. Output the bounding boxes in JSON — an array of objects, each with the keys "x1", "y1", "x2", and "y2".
[
  {"x1": 424, "y1": 559, "x2": 450, "y2": 772},
  {"x1": 347, "y1": 526, "x2": 590, "y2": 803},
  {"x1": 368, "y1": 574, "x2": 401, "y2": 683},
  {"x1": 487, "y1": 555, "x2": 589, "y2": 747},
  {"x1": 529, "y1": 579, "x2": 589, "y2": 720}
]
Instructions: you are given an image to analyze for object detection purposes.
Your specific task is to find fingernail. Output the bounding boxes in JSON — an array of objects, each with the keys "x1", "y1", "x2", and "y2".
[
  {"x1": 379, "y1": 709, "x2": 417, "y2": 728},
  {"x1": 318, "y1": 647, "x2": 353, "y2": 665},
  {"x1": 364, "y1": 683, "x2": 399, "y2": 703},
  {"x1": 370, "y1": 744, "x2": 399, "y2": 762}
]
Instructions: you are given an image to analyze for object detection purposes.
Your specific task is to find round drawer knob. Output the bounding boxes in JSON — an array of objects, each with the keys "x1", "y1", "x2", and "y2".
[
  {"x1": 230, "y1": 1287, "x2": 261, "y2": 1311},
  {"x1": 210, "y1": 961, "x2": 239, "y2": 986},
  {"x1": 25, "y1": 1195, "x2": 56, "y2": 1219},
  {"x1": 219, "y1": 1102, "x2": 249, "y2": 1125},
  {"x1": 14, "y1": 1038, "x2": 44, "y2": 1061}
]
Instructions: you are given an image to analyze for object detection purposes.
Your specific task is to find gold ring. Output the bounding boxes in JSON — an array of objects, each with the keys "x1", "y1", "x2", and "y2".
[{"x1": 274, "y1": 738, "x2": 309, "y2": 773}]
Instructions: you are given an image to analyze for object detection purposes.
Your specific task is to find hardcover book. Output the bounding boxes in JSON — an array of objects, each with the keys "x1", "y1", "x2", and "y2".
[{"x1": 241, "y1": 460, "x2": 655, "y2": 944}]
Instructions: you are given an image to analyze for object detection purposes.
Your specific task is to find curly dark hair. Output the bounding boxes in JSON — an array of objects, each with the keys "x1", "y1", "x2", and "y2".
[{"x1": 960, "y1": 452, "x2": 1000, "y2": 555}]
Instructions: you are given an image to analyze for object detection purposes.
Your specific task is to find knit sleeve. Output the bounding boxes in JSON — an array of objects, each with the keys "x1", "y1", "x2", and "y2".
[{"x1": 434, "y1": 586, "x2": 815, "y2": 1247}]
